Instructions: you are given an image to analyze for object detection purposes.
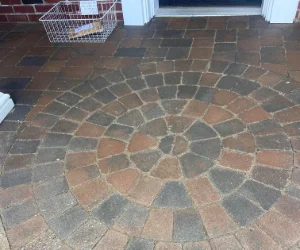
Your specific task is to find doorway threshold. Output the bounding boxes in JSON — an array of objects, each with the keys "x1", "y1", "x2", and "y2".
[{"x1": 156, "y1": 6, "x2": 262, "y2": 17}]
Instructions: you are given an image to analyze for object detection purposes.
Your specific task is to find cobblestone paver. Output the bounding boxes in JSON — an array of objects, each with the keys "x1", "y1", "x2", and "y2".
[{"x1": 1, "y1": 17, "x2": 300, "y2": 249}]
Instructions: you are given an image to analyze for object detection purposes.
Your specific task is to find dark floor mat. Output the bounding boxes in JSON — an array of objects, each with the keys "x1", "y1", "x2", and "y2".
[{"x1": 160, "y1": 0, "x2": 262, "y2": 7}]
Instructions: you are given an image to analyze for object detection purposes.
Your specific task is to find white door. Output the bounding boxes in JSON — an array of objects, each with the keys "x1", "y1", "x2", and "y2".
[{"x1": 122, "y1": 0, "x2": 299, "y2": 25}]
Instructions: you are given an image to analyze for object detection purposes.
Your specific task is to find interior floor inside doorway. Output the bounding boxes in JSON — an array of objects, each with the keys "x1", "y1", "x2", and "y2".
[{"x1": 159, "y1": 0, "x2": 262, "y2": 7}]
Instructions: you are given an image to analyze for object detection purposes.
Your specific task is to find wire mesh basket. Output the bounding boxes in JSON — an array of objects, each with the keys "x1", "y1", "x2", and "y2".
[{"x1": 40, "y1": 0, "x2": 118, "y2": 43}]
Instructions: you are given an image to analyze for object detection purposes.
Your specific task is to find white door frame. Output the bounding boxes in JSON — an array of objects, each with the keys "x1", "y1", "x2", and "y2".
[
  {"x1": 0, "y1": 93, "x2": 14, "y2": 123},
  {"x1": 122, "y1": 0, "x2": 299, "y2": 25}
]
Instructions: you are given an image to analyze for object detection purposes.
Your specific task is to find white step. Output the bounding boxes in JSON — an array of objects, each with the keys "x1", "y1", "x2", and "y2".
[{"x1": 0, "y1": 92, "x2": 15, "y2": 123}]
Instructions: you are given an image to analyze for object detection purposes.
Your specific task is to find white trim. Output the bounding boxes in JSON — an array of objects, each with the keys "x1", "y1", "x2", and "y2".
[
  {"x1": 0, "y1": 93, "x2": 14, "y2": 124},
  {"x1": 156, "y1": 6, "x2": 262, "y2": 17},
  {"x1": 262, "y1": 0, "x2": 299, "y2": 23},
  {"x1": 122, "y1": 0, "x2": 299, "y2": 25}
]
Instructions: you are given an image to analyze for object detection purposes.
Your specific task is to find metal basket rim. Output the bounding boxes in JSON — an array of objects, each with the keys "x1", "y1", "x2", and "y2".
[{"x1": 39, "y1": 0, "x2": 118, "y2": 22}]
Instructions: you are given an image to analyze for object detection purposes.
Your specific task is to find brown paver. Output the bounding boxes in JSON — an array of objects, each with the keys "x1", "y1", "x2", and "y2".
[
  {"x1": 219, "y1": 150, "x2": 254, "y2": 171},
  {"x1": 257, "y1": 210, "x2": 300, "y2": 248},
  {"x1": 142, "y1": 209, "x2": 173, "y2": 241},
  {"x1": 200, "y1": 203, "x2": 238, "y2": 238},
  {"x1": 0, "y1": 17, "x2": 300, "y2": 249}
]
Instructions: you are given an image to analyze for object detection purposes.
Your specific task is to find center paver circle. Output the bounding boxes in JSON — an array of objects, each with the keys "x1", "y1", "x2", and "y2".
[{"x1": 29, "y1": 65, "x2": 295, "y2": 245}]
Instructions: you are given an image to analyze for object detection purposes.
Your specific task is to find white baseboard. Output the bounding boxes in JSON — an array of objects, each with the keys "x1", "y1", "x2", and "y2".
[
  {"x1": 0, "y1": 93, "x2": 15, "y2": 123},
  {"x1": 156, "y1": 7, "x2": 262, "y2": 17}
]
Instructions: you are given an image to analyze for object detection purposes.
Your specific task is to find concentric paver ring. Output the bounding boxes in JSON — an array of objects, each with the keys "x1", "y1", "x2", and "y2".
[{"x1": 3, "y1": 62, "x2": 299, "y2": 249}]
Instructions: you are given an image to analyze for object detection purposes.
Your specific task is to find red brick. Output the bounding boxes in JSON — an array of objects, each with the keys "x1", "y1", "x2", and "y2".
[
  {"x1": 142, "y1": 209, "x2": 173, "y2": 241},
  {"x1": 168, "y1": 17, "x2": 189, "y2": 30},
  {"x1": 200, "y1": 203, "x2": 237, "y2": 237},
  {"x1": 13, "y1": 6, "x2": 35, "y2": 13},
  {"x1": 227, "y1": 97, "x2": 256, "y2": 114},
  {"x1": 212, "y1": 90, "x2": 238, "y2": 106},
  {"x1": 0, "y1": 15, "x2": 8, "y2": 22},
  {"x1": 222, "y1": 133, "x2": 255, "y2": 153},
  {"x1": 119, "y1": 38, "x2": 141, "y2": 48},
  {"x1": 129, "y1": 176, "x2": 163, "y2": 206},
  {"x1": 235, "y1": 225, "x2": 281, "y2": 250},
  {"x1": 239, "y1": 106, "x2": 271, "y2": 124},
  {"x1": 59, "y1": 67, "x2": 93, "y2": 80},
  {"x1": 66, "y1": 152, "x2": 97, "y2": 170},
  {"x1": 75, "y1": 123, "x2": 105, "y2": 138},
  {"x1": 262, "y1": 63, "x2": 288, "y2": 76},
  {"x1": 275, "y1": 195, "x2": 300, "y2": 224},
  {"x1": 28, "y1": 14, "x2": 42, "y2": 22},
  {"x1": 72, "y1": 178, "x2": 111, "y2": 209},
  {"x1": 18, "y1": 126, "x2": 47, "y2": 140},
  {"x1": 116, "y1": 2, "x2": 122, "y2": 11},
  {"x1": 0, "y1": 6, "x2": 14, "y2": 14},
  {"x1": 41, "y1": 60, "x2": 68, "y2": 72},
  {"x1": 275, "y1": 106, "x2": 300, "y2": 124},
  {"x1": 16, "y1": 66, "x2": 40, "y2": 77},
  {"x1": 200, "y1": 72, "x2": 222, "y2": 87},
  {"x1": 203, "y1": 106, "x2": 233, "y2": 124},
  {"x1": 1, "y1": 0, "x2": 21, "y2": 4},
  {"x1": 189, "y1": 48, "x2": 213, "y2": 60},
  {"x1": 150, "y1": 157, "x2": 181, "y2": 179},
  {"x1": 210, "y1": 234, "x2": 243, "y2": 250},
  {"x1": 102, "y1": 101, "x2": 127, "y2": 117},
  {"x1": 94, "y1": 229, "x2": 128, "y2": 250},
  {"x1": 243, "y1": 66, "x2": 267, "y2": 80},
  {"x1": 257, "y1": 72, "x2": 283, "y2": 87},
  {"x1": 116, "y1": 12, "x2": 123, "y2": 21},
  {"x1": 258, "y1": 210, "x2": 300, "y2": 248},
  {"x1": 183, "y1": 100, "x2": 208, "y2": 118},
  {"x1": 7, "y1": 14, "x2": 28, "y2": 22},
  {"x1": 7, "y1": 216, "x2": 48, "y2": 249},
  {"x1": 192, "y1": 38, "x2": 214, "y2": 48},
  {"x1": 166, "y1": 115, "x2": 194, "y2": 133},
  {"x1": 4, "y1": 154, "x2": 35, "y2": 172},
  {"x1": 157, "y1": 61, "x2": 174, "y2": 72},
  {"x1": 0, "y1": 185, "x2": 33, "y2": 209},
  {"x1": 98, "y1": 138, "x2": 126, "y2": 158},
  {"x1": 36, "y1": 91, "x2": 61, "y2": 106},
  {"x1": 185, "y1": 177, "x2": 220, "y2": 207},
  {"x1": 219, "y1": 150, "x2": 253, "y2": 171},
  {"x1": 256, "y1": 150, "x2": 293, "y2": 170},
  {"x1": 128, "y1": 132, "x2": 158, "y2": 153},
  {"x1": 96, "y1": 56, "x2": 121, "y2": 69},
  {"x1": 289, "y1": 71, "x2": 300, "y2": 82},
  {"x1": 67, "y1": 56, "x2": 97, "y2": 67},
  {"x1": 35, "y1": 5, "x2": 54, "y2": 12},
  {"x1": 155, "y1": 242, "x2": 182, "y2": 250},
  {"x1": 24, "y1": 105, "x2": 44, "y2": 121},
  {"x1": 106, "y1": 169, "x2": 140, "y2": 194},
  {"x1": 44, "y1": 0, "x2": 60, "y2": 3},
  {"x1": 26, "y1": 72, "x2": 56, "y2": 90},
  {"x1": 66, "y1": 165, "x2": 99, "y2": 187}
]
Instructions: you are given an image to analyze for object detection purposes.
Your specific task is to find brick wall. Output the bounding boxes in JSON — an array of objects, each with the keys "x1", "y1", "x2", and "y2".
[
  {"x1": 0, "y1": 0, "x2": 123, "y2": 22},
  {"x1": 296, "y1": 0, "x2": 300, "y2": 20},
  {"x1": 0, "y1": 0, "x2": 299, "y2": 23}
]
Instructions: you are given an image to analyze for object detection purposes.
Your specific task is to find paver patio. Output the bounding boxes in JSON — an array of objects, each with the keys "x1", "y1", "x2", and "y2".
[{"x1": 0, "y1": 16, "x2": 300, "y2": 249}]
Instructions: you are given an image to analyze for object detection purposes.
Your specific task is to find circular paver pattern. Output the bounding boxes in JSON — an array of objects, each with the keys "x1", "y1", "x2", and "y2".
[{"x1": 5, "y1": 63, "x2": 299, "y2": 248}]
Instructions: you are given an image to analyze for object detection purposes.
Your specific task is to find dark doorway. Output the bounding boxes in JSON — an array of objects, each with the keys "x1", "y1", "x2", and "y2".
[{"x1": 160, "y1": 0, "x2": 262, "y2": 7}]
